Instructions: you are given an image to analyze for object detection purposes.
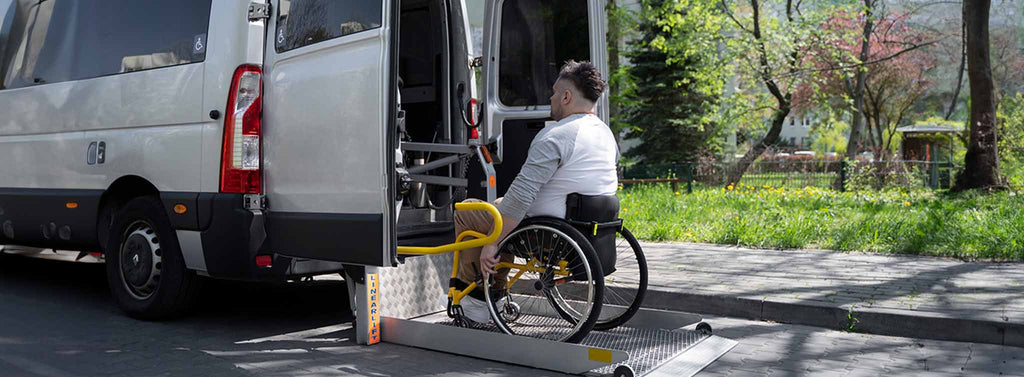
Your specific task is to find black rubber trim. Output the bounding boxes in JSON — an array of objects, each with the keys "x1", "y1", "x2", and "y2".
[
  {"x1": 0, "y1": 188, "x2": 102, "y2": 250},
  {"x1": 160, "y1": 192, "x2": 200, "y2": 231},
  {"x1": 196, "y1": 193, "x2": 215, "y2": 230},
  {"x1": 387, "y1": 0, "x2": 401, "y2": 266},
  {"x1": 264, "y1": 211, "x2": 385, "y2": 266},
  {"x1": 199, "y1": 194, "x2": 261, "y2": 279}
]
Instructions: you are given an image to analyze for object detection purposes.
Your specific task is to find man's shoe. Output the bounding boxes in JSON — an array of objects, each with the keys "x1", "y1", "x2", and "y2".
[{"x1": 459, "y1": 295, "x2": 492, "y2": 324}]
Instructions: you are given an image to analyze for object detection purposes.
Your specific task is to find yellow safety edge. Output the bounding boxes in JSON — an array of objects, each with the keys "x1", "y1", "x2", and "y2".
[{"x1": 397, "y1": 202, "x2": 502, "y2": 255}]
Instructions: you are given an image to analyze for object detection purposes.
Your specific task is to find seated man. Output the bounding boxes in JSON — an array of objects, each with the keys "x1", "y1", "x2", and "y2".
[{"x1": 453, "y1": 60, "x2": 619, "y2": 323}]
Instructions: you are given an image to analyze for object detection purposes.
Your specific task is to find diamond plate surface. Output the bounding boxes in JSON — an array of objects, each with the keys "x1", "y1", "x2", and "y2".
[
  {"x1": 380, "y1": 254, "x2": 452, "y2": 319},
  {"x1": 414, "y1": 311, "x2": 714, "y2": 377},
  {"x1": 583, "y1": 327, "x2": 707, "y2": 376}
]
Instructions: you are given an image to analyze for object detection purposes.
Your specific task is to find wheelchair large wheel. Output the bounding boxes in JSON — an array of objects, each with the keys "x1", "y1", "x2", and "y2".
[
  {"x1": 593, "y1": 226, "x2": 647, "y2": 330},
  {"x1": 484, "y1": 217, "x2": 604, "y2": 343}
]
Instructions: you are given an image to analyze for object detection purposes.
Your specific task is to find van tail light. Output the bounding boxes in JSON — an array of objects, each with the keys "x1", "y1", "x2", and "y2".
[{"x1": 220, "y1": 65, "x2": 263, "y2": 194}]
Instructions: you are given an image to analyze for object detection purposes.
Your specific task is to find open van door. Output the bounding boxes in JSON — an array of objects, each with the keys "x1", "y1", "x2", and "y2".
[
  {"x1": 261, "y1": 0, "x2": 399, "y2": 267},
  {"x1": 473, "y1": 0, "x2": 610, "y2": 198}
]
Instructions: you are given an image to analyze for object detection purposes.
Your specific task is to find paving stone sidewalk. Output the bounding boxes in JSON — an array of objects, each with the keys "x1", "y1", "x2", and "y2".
[{"x1": 634, "y1": 242, "x2": 1024, "y2": 347}]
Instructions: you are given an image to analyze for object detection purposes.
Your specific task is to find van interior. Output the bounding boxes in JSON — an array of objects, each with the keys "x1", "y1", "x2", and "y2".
[{"x1": 394, "y1": 0, "x2": 468, "y2": 247}]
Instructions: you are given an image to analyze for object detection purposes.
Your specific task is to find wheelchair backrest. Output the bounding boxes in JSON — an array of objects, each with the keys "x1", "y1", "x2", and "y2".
[{"x1": 565, "y1": 193, "x2": 620, "y2": 276}]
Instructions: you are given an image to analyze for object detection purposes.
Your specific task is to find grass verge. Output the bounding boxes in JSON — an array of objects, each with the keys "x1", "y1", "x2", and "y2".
[{"x1": 619, "y1": 183, "x2": 1024, "y2": 260}]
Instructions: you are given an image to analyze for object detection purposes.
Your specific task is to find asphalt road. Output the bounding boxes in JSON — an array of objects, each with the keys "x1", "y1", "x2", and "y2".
[{"x1": 1, "y1": 254, "x2": 1020, "y2": 377}]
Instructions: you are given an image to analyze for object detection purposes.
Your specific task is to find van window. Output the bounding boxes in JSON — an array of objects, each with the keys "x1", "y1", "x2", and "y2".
[
  {"x1": 498, "y1": 0, "x2": 590, "y2": 107},
  {"x1": 275, "y1": 0, "x2": 383, "y2": 53},
  {"x1": 0, "y1": 0, "x2": 212, "y2": 90}
]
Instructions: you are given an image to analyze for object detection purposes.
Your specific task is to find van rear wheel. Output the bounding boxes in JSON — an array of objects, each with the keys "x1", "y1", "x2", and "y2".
[{"x1": 105, "y1": 196, "x2": 201, "y2": 319}]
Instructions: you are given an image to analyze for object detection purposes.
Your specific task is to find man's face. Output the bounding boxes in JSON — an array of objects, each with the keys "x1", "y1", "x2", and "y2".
[{"x1": 549, "y1": 79, "x2": 569, "y2": 121}]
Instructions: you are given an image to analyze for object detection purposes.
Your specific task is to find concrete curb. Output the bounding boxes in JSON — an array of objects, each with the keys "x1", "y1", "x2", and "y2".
[{"x1": 640, "y1": 288, "x2": 1024, "y2": 348}]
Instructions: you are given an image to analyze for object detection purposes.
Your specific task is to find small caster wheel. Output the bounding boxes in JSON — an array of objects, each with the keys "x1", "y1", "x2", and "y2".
[
  {"x1": 501, "y1": 300, "x2": 521, "y2": 323},
  {"x1": 453, "y1": 314, "x2": 470, "y2": 328},
  {"x1": 613, "y1": 365, "x2": 635, "y2": 377},
  {"x1": 696, "y1": 322, "x2": 712, "y2": 336}
]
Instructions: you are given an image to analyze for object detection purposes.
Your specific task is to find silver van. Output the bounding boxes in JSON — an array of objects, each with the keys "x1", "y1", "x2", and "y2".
[{"x1": 0, "y1": 0, "x2": 608, "y2": 318}]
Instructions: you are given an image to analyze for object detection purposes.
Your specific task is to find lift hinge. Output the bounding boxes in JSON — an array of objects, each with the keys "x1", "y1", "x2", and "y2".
[
  {"x1": 469, "y1": 56, "x2": 484, "y2": 69},
  {"x1": 248, "y1": 2, "x2": 271, "y2": 21},
  {"x1": 243, "y1": 194, "x2": 267, "y2": 211}
]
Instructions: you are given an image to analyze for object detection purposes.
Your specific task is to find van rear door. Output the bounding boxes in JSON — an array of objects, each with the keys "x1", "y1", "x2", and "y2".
[
  {"x1": 261, "y1": 0, "x2": 399, "y2": 267},
  {"x1": 474, "y1": 0, "x2": 610, "y2": 197}
]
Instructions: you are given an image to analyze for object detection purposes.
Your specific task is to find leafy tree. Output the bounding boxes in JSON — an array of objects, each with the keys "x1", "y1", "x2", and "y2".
[
  {"x1": 810, "y1": 118, "x2": 849, "y2": 156},
  {"x1": 618, "y1": 0, "x2": 728, "y2": 164},
  {"x1": 997, "y1": 94, "x2": 1024, "y2": 187},
  {"x1": 856, "y1": 13, "x2": 934, "y2": 158},
  {"x1": 720, "y1": 0, "x2": 852, "y2": 184}
]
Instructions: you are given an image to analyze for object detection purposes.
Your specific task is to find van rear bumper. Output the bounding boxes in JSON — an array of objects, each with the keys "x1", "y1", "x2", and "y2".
[{"x1": 195, "y1": 194, "x2": 344, "y2": 281}]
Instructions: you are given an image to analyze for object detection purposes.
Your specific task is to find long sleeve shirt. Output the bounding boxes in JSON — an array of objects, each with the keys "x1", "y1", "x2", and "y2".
[{"x1": 497, "y1": 113, "x2": 619, "y2": 221}]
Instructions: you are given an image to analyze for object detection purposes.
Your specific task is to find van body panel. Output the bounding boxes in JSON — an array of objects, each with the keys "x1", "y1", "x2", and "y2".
[
  {"x1": 200, "y1": 0, "x2": 264, "y2": 192},
  {"x1": 263, "y1": 31, "x2": 388, "y2": 213},
  {"x1": 0, "y1": 0, "x2": 611, "y2": 287},
  {"x1": 260, "y1": 0, "x2": 396, "y2": 267},
  {"x1": 0, "y1": 64, "x2": 205, "y2": 192}
]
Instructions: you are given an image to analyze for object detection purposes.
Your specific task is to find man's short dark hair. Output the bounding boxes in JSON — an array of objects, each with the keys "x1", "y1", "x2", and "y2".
[{"x1": 558, "y1": 60, "x2": 606, "y2": 103}]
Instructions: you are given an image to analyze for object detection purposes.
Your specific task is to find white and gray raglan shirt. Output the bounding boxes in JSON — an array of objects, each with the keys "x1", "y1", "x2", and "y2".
[{"x1": 497, "y1": 113, "x2": 620, "y2": 220}]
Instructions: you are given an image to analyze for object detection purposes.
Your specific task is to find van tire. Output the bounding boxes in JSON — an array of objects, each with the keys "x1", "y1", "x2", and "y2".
[{"x1": 105, "y1": 196, "x2": 201, "y2": 320}]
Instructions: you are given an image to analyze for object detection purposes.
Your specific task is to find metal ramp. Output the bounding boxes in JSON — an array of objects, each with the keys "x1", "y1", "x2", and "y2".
[{"x1": 350, "y1": 254, "x2": 736, "y2": 376}]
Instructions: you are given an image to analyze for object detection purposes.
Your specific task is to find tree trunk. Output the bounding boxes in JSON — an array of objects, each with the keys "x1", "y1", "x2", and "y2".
[
  {"x1": 953, "y1": 0, "x2": 1004, "y2": 191},
  {"x1": 728, "y1": 102, "x2": 790, "y2": 185},
  {"x1": 843, "y1": 0, "x2": 874, "y2": 162}
]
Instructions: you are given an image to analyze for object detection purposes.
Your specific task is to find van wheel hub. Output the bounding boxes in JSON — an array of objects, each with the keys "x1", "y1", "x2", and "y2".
[{"x1": 119, "y1": 221, "x2": 162, "y2": 300}]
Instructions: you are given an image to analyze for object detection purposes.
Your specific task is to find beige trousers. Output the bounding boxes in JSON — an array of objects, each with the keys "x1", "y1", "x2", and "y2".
[{"x1": 454, "y1": 198, "x2": 514, "y2": 289}]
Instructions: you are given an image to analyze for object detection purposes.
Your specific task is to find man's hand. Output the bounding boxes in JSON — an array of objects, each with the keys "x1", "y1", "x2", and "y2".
[{"x1": 480, "y1": 243, "x2": 501, "y2": 275}]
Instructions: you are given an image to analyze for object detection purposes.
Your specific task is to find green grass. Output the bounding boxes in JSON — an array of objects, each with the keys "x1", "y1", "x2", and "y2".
[{"x1": 618, "y1": 183, "x2": 1024, "y2": 260}]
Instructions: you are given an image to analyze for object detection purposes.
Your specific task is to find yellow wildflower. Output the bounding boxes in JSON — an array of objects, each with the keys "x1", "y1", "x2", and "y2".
[{"x1": 904, "y1": 201, "x2": 910, "y2": 207}]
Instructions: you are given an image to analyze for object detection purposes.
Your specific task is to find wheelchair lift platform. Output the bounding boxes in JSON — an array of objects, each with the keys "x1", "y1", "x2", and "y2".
[{"x1": 349, "y1": 254, "x2": 737, "y2": 376}]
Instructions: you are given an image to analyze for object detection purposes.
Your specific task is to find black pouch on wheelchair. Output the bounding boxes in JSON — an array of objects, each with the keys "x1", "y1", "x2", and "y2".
[{"x1": 565, "y1": 193, "x2": 621, "y2": 276}]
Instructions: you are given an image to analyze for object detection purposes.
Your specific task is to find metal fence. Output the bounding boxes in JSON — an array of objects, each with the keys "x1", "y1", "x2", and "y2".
[{"x1": 620, "y1": 160, "x2": 959, "y2": 192}]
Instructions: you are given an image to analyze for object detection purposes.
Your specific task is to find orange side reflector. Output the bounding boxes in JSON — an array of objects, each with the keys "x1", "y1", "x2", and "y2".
[
  {"x1": 173, "y1": 204, "x2": 187, "y2": 214},
  {"x1": 65, "y1": 202, "x2": 78, "y2": 209},
  {"x1": 488, "y1": 176, "x2": 496, "y2": 187}
]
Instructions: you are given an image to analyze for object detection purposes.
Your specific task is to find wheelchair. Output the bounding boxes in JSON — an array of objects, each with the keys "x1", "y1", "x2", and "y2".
[{"x1": 453, "y1": 194, "x2": 648, "y2": 343}]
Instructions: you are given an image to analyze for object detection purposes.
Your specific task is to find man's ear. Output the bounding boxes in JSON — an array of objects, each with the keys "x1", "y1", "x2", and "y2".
[{"x1": 562, "y1": 89, "x2": 573, "y2": 105}]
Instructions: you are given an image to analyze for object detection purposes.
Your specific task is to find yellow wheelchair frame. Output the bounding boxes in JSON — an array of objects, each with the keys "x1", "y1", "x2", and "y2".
[
  {"x1": 396, "y1": 202, "x2": 576, "y2": 309},
  {"x1": 395, "y1": 201, "x2": 503, "y2": 308}
]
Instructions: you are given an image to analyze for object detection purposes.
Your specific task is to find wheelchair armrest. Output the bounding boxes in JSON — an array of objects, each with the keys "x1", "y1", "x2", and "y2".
[{"x1": 397, "y1": 202, "x2": 503, "y2": 255}]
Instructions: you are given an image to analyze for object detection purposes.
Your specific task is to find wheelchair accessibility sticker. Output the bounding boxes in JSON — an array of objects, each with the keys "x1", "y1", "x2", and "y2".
[
  {"x1": 367, "y1": 273, "x2": 380, "y2": 345},
  {"x1": 193, "y1": 34, "x2": 207, "y2": 55}
]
